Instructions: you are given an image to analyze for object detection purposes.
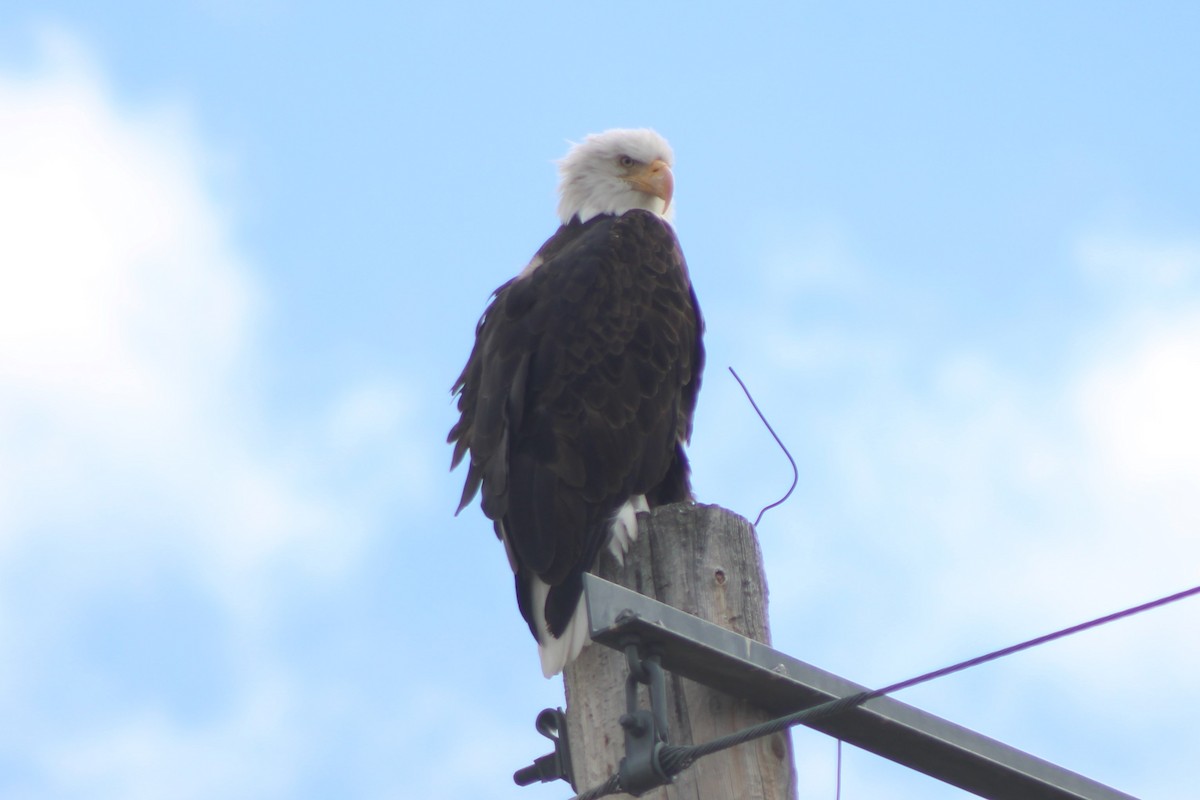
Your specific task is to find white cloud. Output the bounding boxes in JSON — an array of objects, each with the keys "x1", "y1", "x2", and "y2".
[
  {"x1": 1076, "y1": 310, "x2": 1200, "y2": 487},
  {"x1": 0, "y1": 28, "x2": 415, "y2": 798},
  {"x1": 1, "y1": 28, "x2": 245, "y2": 547},
  {"x1": 0, "y1": 31, "x2": 245, "y2": 397},
  {"x1": 0, "y1": 28, "x2": 367, "y2": 602}
]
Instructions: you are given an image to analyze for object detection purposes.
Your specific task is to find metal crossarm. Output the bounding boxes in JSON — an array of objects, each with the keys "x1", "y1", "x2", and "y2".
[{"x1": 580, "y1": 574, "x2": 1136, "y2": 800}]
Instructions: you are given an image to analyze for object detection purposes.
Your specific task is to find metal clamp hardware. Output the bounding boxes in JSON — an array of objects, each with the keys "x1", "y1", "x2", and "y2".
[
  {"x1": 617, "y1": 637, "x2": 672, "y2": 796},
  {"x1": 513, "y1": 707, "x2": 576, "y2": 790}
]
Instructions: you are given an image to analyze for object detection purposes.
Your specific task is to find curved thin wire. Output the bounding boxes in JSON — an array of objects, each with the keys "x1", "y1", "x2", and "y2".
[{"x1": 729, "y1": 367, "x2": 799, "y2": 527}]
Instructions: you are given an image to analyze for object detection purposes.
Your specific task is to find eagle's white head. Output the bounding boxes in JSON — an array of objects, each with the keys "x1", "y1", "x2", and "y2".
[{"x1": 556, "y1": 128, "x2": 676, "y2": 225}]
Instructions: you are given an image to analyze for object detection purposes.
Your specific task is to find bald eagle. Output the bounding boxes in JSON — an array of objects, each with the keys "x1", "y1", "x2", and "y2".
[{"x1": 449, "y1": 129, "x2": 704, "y2": 677}]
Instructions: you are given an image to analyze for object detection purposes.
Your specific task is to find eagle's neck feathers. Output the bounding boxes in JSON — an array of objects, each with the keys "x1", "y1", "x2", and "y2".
[{"x1": 556, "y1": 182, "x2": 673, "y2": 225}]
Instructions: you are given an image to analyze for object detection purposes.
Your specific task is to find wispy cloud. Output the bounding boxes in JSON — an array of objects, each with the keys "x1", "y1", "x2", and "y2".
[
  {"x1": 721, "y1": 219, "x2": 1200, "y2": 796},
  {"x1": 1075, "y1": 232, "x2": 1200, "y2": 293},
  {"x1": 38, "y1": 673, "x2": 303, "y2": 800}
]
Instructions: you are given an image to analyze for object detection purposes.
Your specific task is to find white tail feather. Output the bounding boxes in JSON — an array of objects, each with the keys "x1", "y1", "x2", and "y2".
[{"x1": 532, "y1": 576, "x2": 590, "y2": 677}]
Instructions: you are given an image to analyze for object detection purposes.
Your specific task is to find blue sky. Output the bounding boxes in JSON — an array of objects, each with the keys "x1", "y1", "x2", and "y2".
[{"x1": 1, "y1": 3, "x2": 1198, "y2": 798}]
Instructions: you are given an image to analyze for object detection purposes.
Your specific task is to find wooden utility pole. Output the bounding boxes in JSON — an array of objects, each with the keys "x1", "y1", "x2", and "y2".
[{"x1": 563, "y1": 503, "x2": 797, "y2": 799}]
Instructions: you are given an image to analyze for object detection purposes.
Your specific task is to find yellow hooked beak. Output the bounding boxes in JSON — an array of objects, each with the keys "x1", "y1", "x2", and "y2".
[{"x1": 626, "y1": 158, "x2": 674, "y2": 213}]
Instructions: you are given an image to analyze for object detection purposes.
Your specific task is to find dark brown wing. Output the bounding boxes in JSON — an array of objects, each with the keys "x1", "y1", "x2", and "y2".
[{"x1": 448, "y1": 210, "x2": 704, "y2": 638}]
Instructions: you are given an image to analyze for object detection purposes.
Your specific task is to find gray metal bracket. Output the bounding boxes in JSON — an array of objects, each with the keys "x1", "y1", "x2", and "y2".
[{"x1": 581, "y1": 573, "x2": 1137, "y2": 800}]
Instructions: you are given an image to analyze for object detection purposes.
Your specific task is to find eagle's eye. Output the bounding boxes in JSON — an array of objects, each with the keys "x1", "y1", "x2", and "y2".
[{"x1": 617, "y1": 155, "x2": 637, "y2": 168}]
